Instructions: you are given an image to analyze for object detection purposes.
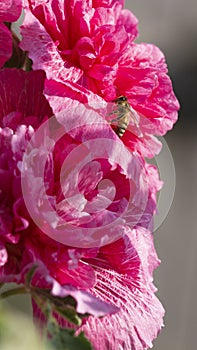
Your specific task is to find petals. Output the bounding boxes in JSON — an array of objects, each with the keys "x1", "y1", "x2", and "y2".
[
  {"x1": 0, "y1": 0, "x2": 22, "y2": 22},
  {"x1": 0, "y1": 69, "x2": 53, "y2": 124},
  {"x1": 116, "y1": 43, "x2": 180, "y2": 140},
  {"x1": 0, "y1": 0, "x2": 22, "y2": 67},
  {"x1": 78, "y1": 228, "x2": 164, "y2": 349},
  {"x1": 20, "y1": 1, "x2": 179, "y2": 157},
  {"x1": 13, "y1": 198, "x2": 29, "y2": 232},
  {"x1": 21, "y1": 98, "x2": 151, "y2": 248},
  {"x1": 117, "y1": 9, "x2": 138, "y2": 39},
  {"x1": 44, "y1": 77, "x2": 106, "y2": 108},
  {"x1": 51, "y1": 281, "x2": 118, "y2": 317},
  {"x1": 0, "y1": 23, "x2": 12, "y2": 67},
  {"x1": 80, "y1": 269, "x2": 164, "y2": 350},
  {"x1": 20, "y1": 9, "x2": 83, "y2": 82},
  {"x1": 0, "y1": 243, "x2": 8, "y2": 266},
  {"x1": 124, "y1": 131, "x2": 162, "y2": 158},
  {"x1": 0, "y1": 69, "x2": 55, "y2": 284}
]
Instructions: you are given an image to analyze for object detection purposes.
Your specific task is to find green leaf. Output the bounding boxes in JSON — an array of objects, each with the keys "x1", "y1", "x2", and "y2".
[
  {"x1": 0, "y1": 286, "x2": 27, "y2": 299},
  {"x1": 25, "y1": 264, "x2": 38, "y2": 286},
  {"x1": 32, "y1": 290, "x2": 82, "y2": 326},
  {"x1": 48, "y1": 323, "x2": 94, "y2": 350},
  {"x1": 55, "y1": 305, "x2": 82, "y2": 326}
]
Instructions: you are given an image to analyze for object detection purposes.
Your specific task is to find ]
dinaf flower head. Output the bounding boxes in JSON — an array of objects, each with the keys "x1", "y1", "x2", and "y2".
[
  {"x1": 0, "y1": 0, "x2": 22, "y2": 67},
  {"x1": 20, "y1": 0, "x2": 179, "y2": 157}
]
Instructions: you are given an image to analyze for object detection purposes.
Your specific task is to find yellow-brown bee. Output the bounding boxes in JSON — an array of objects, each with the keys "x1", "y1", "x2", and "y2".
[{"x1": 109, "y1": 96, "x2": 142, "y2": 138}]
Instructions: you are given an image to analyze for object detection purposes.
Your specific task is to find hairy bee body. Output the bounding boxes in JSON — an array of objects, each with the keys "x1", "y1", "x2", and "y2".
[{"x1": 110, "y1": 96, "x2": 141, "y2": 138}]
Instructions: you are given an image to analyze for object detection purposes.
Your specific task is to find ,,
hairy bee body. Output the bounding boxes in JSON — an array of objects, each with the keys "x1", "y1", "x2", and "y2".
[{"x1": 110, "y1": 96, "x2": 141, "y2": 138}]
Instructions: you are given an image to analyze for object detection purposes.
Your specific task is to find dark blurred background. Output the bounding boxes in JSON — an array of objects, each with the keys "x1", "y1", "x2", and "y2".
[{"x1": 125, "y1": 1, "x2": 197, "y2": 349}]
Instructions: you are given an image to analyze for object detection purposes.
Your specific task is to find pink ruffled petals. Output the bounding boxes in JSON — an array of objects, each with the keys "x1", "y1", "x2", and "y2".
[
  {"x1": 21, "y1": 97, "x2": 152, "y2": 249},
  {"x1": 26, "y1": 0, "x2": 137, "y2": 46},
  {"x1": 80, "y1": 269, "x2": 164, "y2": 350},
  {"x1": 13, "y1": 198, "x2": 29, "y2": 232},
  {"x1": 89, "y1": 224, "x2": 161, "y2": 288},
  {"x1": 44, "y1": 77, "x2": 106, "y2": 109},
  {"x1": 20, "y1": 1, "x2": 179, "y2": 159},
  {"x1": 0, "y1": 68, "x2": 53, "y2": 124},
  {"x1": 0, "y1": 128, "x2": 30, "y2": 262},
  {"x1": 31, "y1": 264, "x2": 118, "y2": 329},
  {"x1": 117, "y1": 8, "x2": 138, "y2": 39},
  {"x1": 51, "y1": 281, "x2": 118, "y2": 317},
  {"x1": 0, "y1": 243, "x2": 7, "y2": 267},
  {"x1": 18, "y1": 228, "x2": 98, "y2": 289},
  {"x1": 67, "y1": 36, "x2": 96, "y2": 71},
  {"x1": 49, "y1": 254, "x2": 96, "y2": 289},
  {"x1": 20, "y1": 0, "x2": 137, "y2": 94},
  {"x1": 134, "y1": 162, "x2": 163, "y2": 232},
  {"x1": 114, "y1": 43, "x2": 180, "y2": 143},
  {"x1": 0, "y1": 0, "x2": 22, "y2": 67},
  {"x1": 0, "y1": 23, "x2": 12, "y2": 67},
  {"x1": 11, "y1": 125, "x2": 35, "y2": 166},
  {"x1": 0, "y1": 68, "x2": 56, "y2": 285},
  {"x1": 78, "y1": 228, "x2": 164, "y2": 350},
  {"x1": 0, "y1": 205, "x2": 20, "y2": 247},
  {"x1": 20, "y1": 9, "x2": 83, "y2": 82},
  {"x1": 0, "y1": 0, "x2": 22, "y2": 22},
  {"x1": 29, "y1": 228, "x2": 163, "y2": 349},
  {"x1": 91, "y1": 235, "x2": 141, "y2": 280},
  {"x1": 122, "y1": 130, "x2": 162, "y2": 159},
  {"x1": 127, "y1": 227, "x2": 161, "y2": 285},
  {"x1": 74, "y1": 191, "x2": 164, "y2": 349}
]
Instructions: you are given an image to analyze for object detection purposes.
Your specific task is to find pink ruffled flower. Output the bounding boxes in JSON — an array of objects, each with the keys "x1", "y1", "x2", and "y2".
[
  {"x1": 21, "y1": 93, "x2": 160, "y2": 247},
  {"x1": 20, "y1": 0, "x2": 138, "y2": 88},
  {"x1": 0, "y1": 0, "x2": 22, "y2": 67},
  {"x1": 0, "y1": 68, "x2": 164, "y2": 348},
  {"x1": 20, "y1": 0, "x2": 179, "y2": 157}
]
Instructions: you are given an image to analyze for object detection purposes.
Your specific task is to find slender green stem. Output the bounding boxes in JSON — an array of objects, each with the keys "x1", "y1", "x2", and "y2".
[{"x1": 0, "y1": 286, "x2": 27, "y2": 299}]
